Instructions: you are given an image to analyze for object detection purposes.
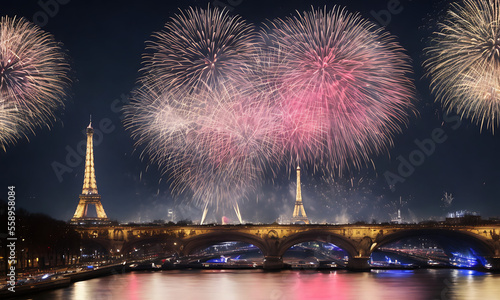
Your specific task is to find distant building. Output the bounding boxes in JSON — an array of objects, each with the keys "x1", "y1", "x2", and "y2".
[
  {"x1": 445, "y1": 210, "x2": 481, "y2": 225},
  {"x1": 447, "y1": 210, "x2": 479, "y2": 218},
  {"x1": 391, "y1": 209, "x2": 403, "y2": 224}
]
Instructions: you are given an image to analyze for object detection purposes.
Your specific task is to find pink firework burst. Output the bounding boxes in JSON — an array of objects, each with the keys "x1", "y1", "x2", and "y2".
[
  {"x1": 263, "y1": 6, "x2": 416, "y2": 172},
  {"x1": 125, "y1": 84, "x2": 281, "y2": 208}
]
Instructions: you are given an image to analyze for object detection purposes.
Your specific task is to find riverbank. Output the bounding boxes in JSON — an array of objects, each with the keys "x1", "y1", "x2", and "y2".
[
  {"x1": 0, "y1": 277, "x2": 71, "y2": 299},
  {"x1": 0, "y1": 262, "x2": 128, "y2": 299}
]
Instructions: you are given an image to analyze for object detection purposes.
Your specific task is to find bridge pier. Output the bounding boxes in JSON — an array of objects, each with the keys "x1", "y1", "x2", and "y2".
[
  {"x1": 263, "y1": 256, "x2": 283, "y2": 271},
  {"x1": 347, "y1": 257, "x2": 371, "y2": 272}
]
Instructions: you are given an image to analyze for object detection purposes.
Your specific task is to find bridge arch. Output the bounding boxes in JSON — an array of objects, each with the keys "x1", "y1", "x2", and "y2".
[
  {"x1": 373, "y1": 229, "x2": 496, "y2": 258},
  {"x1": 181, "y1": 232, "x2": 268, "y2": 257},
  {"x1": 278, "y1": 230, "x2": 359, "y2": 258}
]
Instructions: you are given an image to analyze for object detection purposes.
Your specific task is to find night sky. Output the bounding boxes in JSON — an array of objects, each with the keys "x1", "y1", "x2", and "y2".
[{"x1": 1, "y1": 0, "x2": 499, "y2": 224}]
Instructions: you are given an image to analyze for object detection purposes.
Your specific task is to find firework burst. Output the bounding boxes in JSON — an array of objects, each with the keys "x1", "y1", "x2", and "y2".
[
  {"x1": 425, "y1": 0, "x2": 500, "y2": 131},
  {"x1": 126, "y1": 6, "x2": 281, "y2": 208},
  {"x1": 0, "y1": 16, "x2": 71, "y2": 149},
  {"x1": 141, "y1": 6, "x2": 258, "y2": 95},
  {"x1": 125, "y1": 84, "x2": 282, "y2": 208},
  {"x1": 263, "y1": 6, "x2": 415, "y2": 172},
  {"x1": 126, "y1": 6, "x2": 416, "y2": 209}
]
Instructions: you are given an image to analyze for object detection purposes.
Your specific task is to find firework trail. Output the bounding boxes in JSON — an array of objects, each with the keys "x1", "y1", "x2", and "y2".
[
  {"x1": 425, "y1": 0, "x2": 500, "y2": 132},
  {"x1": 0, "y1": 16, "x2": 71, "y2": 150},
  {"x1": 262, "y1": 6, "x2": 415, "y2": 173},
  {"x1": 141, "y1": 6, "x2": 258, "y2": 96}
]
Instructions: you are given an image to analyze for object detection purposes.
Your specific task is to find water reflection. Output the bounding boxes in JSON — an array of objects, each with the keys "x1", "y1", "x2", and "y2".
[{"x1": 20, "y1": 269, "x2": 500, "y2": 300}]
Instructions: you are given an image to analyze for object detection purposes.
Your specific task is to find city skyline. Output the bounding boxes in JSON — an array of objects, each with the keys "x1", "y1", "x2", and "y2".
[{"x1": 1, "y1": 0, "x2": 500, "y2": 224}]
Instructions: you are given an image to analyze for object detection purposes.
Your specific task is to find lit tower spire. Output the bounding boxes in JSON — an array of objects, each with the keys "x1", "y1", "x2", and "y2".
[
  {"x1": 82, "y1": 115, "x2": 98, "y2": 195},
  {"x1": 71, "y1": 116, "x2": 109, "y2": 224},
  {"x1": 291, "y1": 166, "x2": 310, "y2": 224}
]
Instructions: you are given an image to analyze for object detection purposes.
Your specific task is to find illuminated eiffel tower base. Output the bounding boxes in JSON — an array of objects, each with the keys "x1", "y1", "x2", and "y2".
[
  {"x1": 70, "y1": 118, "x2": 110, "y2": 225},
  {"x1": 291, "y1": 166, "x2": 310, "y2": 224}
]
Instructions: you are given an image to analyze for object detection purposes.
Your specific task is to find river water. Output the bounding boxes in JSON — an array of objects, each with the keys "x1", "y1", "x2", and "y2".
[{"x1": 18, "y1": 269, "x2": 500, "y2": 300}]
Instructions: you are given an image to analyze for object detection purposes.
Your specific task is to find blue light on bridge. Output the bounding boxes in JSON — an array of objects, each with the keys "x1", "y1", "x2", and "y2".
[
  {"x1": 206, "y1": 257, "x2": 227, "y2": 263},
  {"x1": 450, "y1": 252, "x2": 478, "y2": 268},
  {"x1": 206, "y1": 255, "x2": 242, "y2": 263},
  {"x1": 323, "y1": 243, "x2": 343, "y2": 251}
]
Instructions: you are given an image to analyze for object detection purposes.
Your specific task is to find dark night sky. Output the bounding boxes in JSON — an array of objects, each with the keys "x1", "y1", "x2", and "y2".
[{"x1": 1, "y1": 0, "x2": 499, "y2": 224}]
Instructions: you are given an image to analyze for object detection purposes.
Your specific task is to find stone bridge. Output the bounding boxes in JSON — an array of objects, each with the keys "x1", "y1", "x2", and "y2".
[{"x1": 74, "y1": 223, "x2": 500, "y2": 270}]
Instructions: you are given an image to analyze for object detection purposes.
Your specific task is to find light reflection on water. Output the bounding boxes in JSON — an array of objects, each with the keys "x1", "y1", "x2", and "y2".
[{"x1": 21, "y1": 269, "x2": 500, "y2": 300}]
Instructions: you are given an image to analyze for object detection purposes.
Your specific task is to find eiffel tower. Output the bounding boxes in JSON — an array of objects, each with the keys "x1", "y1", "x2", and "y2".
[
  {"x1": 70, "y1": 117, "x2": 110, "y2": 225},
  {"x1": 291, "y1": 166, "x2": 310, "y2": 224}
]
